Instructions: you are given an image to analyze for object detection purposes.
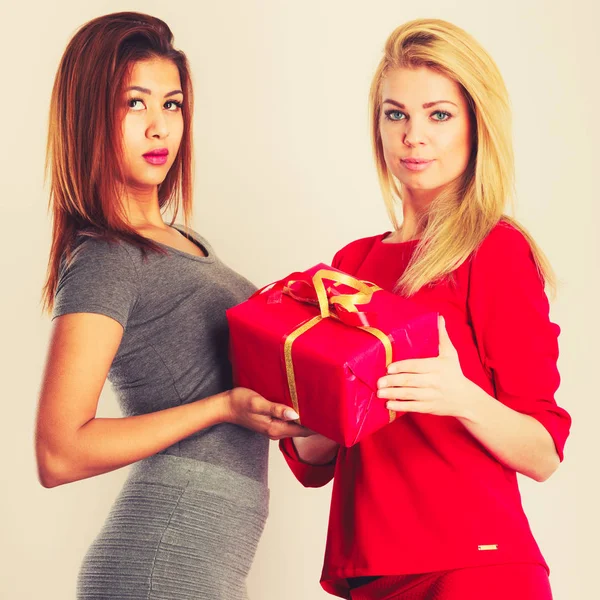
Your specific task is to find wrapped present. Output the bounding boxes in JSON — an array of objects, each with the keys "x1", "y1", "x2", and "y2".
[{"x1": 226, "y1": 263, "x2": 439, "y2": 446}]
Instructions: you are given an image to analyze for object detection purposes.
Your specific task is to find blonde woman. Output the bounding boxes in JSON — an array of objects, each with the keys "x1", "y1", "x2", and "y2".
[{"x1": 280, "y1": 19, "x2": 571, "y2": 600}]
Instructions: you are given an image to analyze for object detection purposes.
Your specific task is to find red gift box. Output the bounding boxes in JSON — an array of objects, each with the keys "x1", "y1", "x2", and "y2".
[{"x1": 226, "y1": 263, "x2": 439, "y2": 446}]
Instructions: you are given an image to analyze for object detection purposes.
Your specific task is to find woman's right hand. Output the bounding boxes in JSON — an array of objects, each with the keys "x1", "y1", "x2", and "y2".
[{"x1": 223, "y1": 387, "x2": 313, "y2": 440}]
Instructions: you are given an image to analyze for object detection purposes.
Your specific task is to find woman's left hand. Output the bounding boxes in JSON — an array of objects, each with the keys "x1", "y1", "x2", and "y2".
[{"x1": 377, "y1": 315, "x2": 476, "y2": 418}]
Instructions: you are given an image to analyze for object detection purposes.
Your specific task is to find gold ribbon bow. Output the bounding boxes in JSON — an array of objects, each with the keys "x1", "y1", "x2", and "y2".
[{"x1": 282, "y1": 269, "x2": 395, "y2": 425}]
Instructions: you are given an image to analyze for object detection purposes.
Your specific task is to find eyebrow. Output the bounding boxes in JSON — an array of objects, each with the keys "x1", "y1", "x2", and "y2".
[
  {"x1": 125, "y1": 86, "x2": 184, "y2": 98},
  {"x1": 382, "y1": 99, "x2": 458, "y2": 109}
]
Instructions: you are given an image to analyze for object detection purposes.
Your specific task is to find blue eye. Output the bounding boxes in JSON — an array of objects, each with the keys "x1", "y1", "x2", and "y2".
[
  {"x1": 432, "y1": 111, "x2": 451, "y2": 122},
  {"x1": 384, "y1": 110, "x2": 405, "y2": 121}
]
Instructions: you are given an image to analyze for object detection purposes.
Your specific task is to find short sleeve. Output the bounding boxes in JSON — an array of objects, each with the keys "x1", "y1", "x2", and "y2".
[
  {"x1": 53, "y1": 238, "x2": 140, "y2": 329},
  {"x1": 279, "y1": 438, "x2": 336, "y2": 488},
  {"x1": 468, "y1": 223, "x2": 572, "y2": 460}
]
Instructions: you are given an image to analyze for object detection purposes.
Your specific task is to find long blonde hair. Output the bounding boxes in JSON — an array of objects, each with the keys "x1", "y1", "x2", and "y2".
[{"x1": 369, "y1": 19, "x2": 555, "y2": 296}]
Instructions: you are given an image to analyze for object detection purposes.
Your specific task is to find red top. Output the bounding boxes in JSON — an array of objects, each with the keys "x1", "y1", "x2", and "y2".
[{"x1": 280, "y1": 222, "x2": 571, "y2": 598}]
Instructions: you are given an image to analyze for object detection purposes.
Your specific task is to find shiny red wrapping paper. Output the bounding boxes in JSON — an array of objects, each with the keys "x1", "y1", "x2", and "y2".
[{"x1": 226, "y1": 263, "x2": 439, "y2": 446}]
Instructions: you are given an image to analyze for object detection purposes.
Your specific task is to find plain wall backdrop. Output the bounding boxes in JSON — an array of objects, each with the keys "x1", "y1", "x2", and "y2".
[{"x1": 1, "y1": 1, "x2": 597, "y2": 598}]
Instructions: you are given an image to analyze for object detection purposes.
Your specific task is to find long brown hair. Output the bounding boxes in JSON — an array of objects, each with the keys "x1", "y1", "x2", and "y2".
[
  {"x1": 369, "y1": 19, "x2": 556, "y2": 296},
  {"x1": 43, "y1": 12, "x2": 194, "y2": 312}
]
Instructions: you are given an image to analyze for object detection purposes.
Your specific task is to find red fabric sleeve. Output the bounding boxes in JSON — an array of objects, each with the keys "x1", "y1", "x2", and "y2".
[
  {"x1": 279, "y1": 438, "x2": 336, "y2": 488},
  {"x1": 331, "y1": 248, "x2": 343, "y2": 269},
  {"x1": 468, "y1": 223, "x2": 572, "y2": 460}
]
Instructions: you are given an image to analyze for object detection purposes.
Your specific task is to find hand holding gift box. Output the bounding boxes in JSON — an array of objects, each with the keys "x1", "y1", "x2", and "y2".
[{"x1": 226, "y1": 264, "x2": 439, "y2": 446}]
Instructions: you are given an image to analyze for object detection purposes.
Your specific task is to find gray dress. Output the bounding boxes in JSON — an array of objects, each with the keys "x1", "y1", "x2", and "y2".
[{"x1": 53, "y1": 226, "x2": 269, "y2": 600}]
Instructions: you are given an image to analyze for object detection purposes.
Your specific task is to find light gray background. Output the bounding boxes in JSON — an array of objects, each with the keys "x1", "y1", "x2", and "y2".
[{"x1": 0, "y1": 1, "x2": 597, "y2": 598}]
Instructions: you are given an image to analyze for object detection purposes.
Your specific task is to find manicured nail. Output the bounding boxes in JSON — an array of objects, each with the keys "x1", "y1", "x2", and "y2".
[{"x1": 284, "y1": 409, "x2": 300, "y2": 420}]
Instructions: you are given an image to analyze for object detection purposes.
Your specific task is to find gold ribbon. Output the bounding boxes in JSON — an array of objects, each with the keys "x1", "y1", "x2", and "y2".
[{"x1": 282, "y1": 269, "x2": 395, "y2": 425}]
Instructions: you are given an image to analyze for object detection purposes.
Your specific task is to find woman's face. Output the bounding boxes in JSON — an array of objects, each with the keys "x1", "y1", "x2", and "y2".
[
  {"x1": 379, "y1": 66, "x2": 473, "y2": 198},
  {"x1": 120, "y1": 58, "x2": 184, "y2": 192}
]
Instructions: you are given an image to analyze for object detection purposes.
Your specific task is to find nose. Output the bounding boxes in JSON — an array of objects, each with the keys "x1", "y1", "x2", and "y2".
[
  {"x1": 403, "y1": 118, "x2": 427, "y2": 147},
  {"x1": 146, "y1": 107, "x2": 169, "y2": 140}
]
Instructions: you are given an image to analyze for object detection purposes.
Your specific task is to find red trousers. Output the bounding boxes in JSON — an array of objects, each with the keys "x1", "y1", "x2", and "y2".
[{"x1": 349, "y1": 564, "x2": 552, "y2": 600}]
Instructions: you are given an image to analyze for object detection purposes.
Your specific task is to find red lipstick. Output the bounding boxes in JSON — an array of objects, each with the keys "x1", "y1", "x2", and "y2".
[{"x1": 143, "y1": 148, "x2": 169, "y2": 166}]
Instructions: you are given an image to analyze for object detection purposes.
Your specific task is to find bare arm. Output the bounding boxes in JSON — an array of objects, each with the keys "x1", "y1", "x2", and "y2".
[
  {"x1": 456, "y1": 380, "x2": 560, "y2": 481},
  {"x1": 291, "y1": 373, "x2": 559, "y2": 479},
  {"x1": 380, "y1": 317, "x2": 562, "y2": 483},
  {"x1": 35, "y1": 313, "x2": 308, "y2": 488},
  {"x1": 290, "y1": 433, "x2": 339, "y2": 465}
]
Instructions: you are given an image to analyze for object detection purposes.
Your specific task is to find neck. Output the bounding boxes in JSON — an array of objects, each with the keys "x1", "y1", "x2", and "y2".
[
  {"x1": 122, "y1": 184, "x2": 167, "y2": 230},
  {"x1": 397, "y1": 187, "x2": 435, "y2": 242},
  {"x1": 397, "y1": 185, "x2": 443, "y2": 241}
]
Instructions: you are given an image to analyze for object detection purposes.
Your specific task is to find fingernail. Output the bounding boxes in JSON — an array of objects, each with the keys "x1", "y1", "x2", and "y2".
[
  {"x1": 284, "y1": 409, "x2": 300, "y2": 420},
  {"x1": 377, "y1": 378, "x2": 386, "y2": 389}
]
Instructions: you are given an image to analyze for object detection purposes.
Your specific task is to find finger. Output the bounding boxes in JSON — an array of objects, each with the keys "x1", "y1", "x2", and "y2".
[
  {"x1": 267, "y1": 421, "x2": 313, "y2": 439},
  {"x1": 377, "y1": 386, "x2": 434, "y2": 401},
  {"x1": 437, "y1": 315, "x2": 456, "y2": 357},
  {"x1": 377, "y1": 373, "x2": 431, "y2": 389},
  {"x1": 287, "y1": 425, "x2": 315, "y2": 438},
  {"x1": 387, "y1": 358, "x2": 438, "y2": 375},
  {"x1": 258, "y1": 398, "x2": 300, "y2": 421},
  {"x1": 385, "y1": 400, "x2": 433, "y2": 414},
  {"x1": 297, "y1": 427, "x2": 318, "y2": 436}
]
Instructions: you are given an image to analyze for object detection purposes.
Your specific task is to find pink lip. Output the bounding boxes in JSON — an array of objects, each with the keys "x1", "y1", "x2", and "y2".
[
  {"x1": 401, "y1": 158, "x2": 434, "y2": 172},
  {"x1": 143, "y1": 148, "x2": 169, "y2": 166}
]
